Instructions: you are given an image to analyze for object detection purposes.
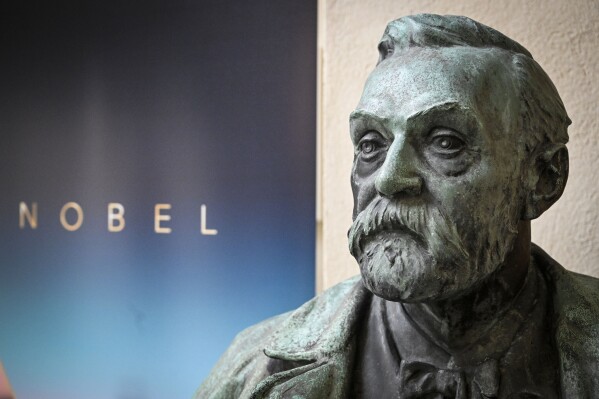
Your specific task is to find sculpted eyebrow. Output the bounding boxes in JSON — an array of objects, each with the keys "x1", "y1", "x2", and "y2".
[
  {"x1": 349, "y1": 110, "x2": 390, "y2": 142},
  {"x1": 350, "y1": 110, "x2": 389, "y2": 124},
  {"x1": 406, "y1": 101, "x2": 480, "y2": 129}
]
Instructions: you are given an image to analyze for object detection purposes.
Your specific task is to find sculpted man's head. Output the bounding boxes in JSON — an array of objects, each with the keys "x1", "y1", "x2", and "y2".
[{"x1": 348, "y1": 14, "x2": 571, "y2": 303}]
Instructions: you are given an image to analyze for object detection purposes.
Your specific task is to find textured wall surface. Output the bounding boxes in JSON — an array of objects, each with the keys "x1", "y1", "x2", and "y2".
[{"x1": 317, "y1": 0, "x2": 599, "y2": 291}]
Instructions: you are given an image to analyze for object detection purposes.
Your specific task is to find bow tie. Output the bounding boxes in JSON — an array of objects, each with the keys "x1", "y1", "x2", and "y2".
[{"x1": 398, "y1": 359, "x2": 500, "y2": 399}]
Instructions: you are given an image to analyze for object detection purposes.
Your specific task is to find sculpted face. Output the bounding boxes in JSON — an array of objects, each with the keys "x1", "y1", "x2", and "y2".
[{"x1": 348, "y1": 47, "x2": 527, "y2": 302}]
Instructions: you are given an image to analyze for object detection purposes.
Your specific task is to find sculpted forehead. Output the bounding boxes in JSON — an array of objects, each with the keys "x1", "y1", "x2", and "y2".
[{"x1": 357, "y1": 47, "x2": 519, "y2": 131}]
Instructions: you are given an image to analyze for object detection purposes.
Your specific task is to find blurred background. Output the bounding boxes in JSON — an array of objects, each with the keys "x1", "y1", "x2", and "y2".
[{"x1": 0, "y1": 2, "x2": 316, "y2": 398}]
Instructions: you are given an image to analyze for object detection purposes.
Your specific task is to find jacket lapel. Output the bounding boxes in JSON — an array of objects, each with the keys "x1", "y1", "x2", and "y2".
[{"x1": 252, "y1": 276, "x2": 370, "y2": 398}]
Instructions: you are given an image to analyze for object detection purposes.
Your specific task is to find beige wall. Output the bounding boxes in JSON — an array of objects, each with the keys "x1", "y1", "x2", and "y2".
[{"x1": 317, "y1": 0, "x2": 599, "y2": 291}]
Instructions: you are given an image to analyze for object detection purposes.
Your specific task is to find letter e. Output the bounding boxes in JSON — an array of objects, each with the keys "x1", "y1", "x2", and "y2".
[{"x1": 155, "y1": 204, "x2": 172, "y2": 234}]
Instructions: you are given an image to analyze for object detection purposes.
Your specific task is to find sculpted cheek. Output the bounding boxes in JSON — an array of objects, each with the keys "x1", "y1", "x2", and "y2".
[
  {"x1": 352, "y1": 156, "x2": 387, "y2": 216},
  {"x1": 354, "y1": 154, "x2": 386, "y2": 178}
]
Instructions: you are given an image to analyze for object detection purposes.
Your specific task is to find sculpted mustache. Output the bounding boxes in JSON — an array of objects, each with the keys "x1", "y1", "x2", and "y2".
[
  {"x1": 347, "y1": 196, "x2": 469, "y2": 260},
  {"x1": 348, "y1": 197, "x2": 424, "y2": 257}
]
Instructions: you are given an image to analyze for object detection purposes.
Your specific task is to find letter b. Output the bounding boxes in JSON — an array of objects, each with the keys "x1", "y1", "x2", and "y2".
[{"x1": 108, "y1": 203, "x2": 126, "y2": 232}]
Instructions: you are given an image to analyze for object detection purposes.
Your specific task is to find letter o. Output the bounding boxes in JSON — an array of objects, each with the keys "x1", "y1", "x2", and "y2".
[{"x1": 60, "y1": 202, "x2": 84, "y2": 231}]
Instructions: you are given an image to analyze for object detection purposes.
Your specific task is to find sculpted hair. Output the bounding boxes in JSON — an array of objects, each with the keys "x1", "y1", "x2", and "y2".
[{"x1": 378, "y1": 13, "x2": 570, "y2": 152}]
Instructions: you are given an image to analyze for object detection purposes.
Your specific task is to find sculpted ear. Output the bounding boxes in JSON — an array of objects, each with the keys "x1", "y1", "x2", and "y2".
[{"x1": 522, "y1": 144, "x2": 568, "y2": 220}]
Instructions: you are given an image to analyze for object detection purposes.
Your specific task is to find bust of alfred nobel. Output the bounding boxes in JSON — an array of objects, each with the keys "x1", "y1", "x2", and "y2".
[{"x1": 196, "y1": 14, "x2": 599, "y2": 399}]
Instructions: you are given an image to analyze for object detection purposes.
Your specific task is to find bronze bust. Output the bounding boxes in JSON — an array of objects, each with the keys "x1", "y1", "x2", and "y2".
[{"x1": 196, "y1": 14, "x2": 599, "y2": 398}]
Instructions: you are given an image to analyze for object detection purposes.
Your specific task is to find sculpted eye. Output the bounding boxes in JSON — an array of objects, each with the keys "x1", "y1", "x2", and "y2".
[
  {"x1": 360, "y1": 141, "x2": 377, "y2": 154},
  {"x1": 429, "y1": 130, "x2": 465, "y2": 157},
  {"x1": 357, "y1": 131, "x2": 386, "y2": 161}
]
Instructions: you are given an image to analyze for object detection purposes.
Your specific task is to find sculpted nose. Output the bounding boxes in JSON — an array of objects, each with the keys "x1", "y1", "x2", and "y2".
[{"x1": 374, "y1": 138, "x2": 423, "y2": 197}]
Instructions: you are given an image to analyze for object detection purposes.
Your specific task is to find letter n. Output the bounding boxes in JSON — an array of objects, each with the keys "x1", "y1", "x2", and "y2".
[{"x1": 19, "y1": 202, "x2": 38, "y2": 229}]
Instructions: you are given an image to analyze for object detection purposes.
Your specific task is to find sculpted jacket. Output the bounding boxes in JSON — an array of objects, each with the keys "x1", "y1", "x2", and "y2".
[{"x1": 195, "y1": 245, "x2": 599, "y2": 399}]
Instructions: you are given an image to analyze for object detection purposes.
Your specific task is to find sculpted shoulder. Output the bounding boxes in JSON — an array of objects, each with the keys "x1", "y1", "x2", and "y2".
[
  {"x1": 194, "y1": 275, "x2": 366, "y2": 399},
  {"x1": 534, "y1": 244, "x2": 599, "y2": 397},
  {"x1": 535, "y1": 243, "x2": 599, "y2": 321},
  {"x1": 193, "y1": 312, "x2": 286, "y2": 399}
]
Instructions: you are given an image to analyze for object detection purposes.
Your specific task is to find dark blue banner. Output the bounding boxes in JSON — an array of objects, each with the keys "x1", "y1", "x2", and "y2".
[{"x1": 0, "y1": 2, "x2": 316, "y2": 398}]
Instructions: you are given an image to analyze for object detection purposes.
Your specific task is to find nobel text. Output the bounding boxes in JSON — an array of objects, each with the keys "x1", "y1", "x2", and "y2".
[{"x1": 18, "y1": 202, "x2": 218, "y2": 235}]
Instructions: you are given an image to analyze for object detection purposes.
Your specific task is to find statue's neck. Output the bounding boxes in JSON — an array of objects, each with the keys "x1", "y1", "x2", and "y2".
[{"x1": 401, "y1": 221, "x2": 532, "y2": 355}]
